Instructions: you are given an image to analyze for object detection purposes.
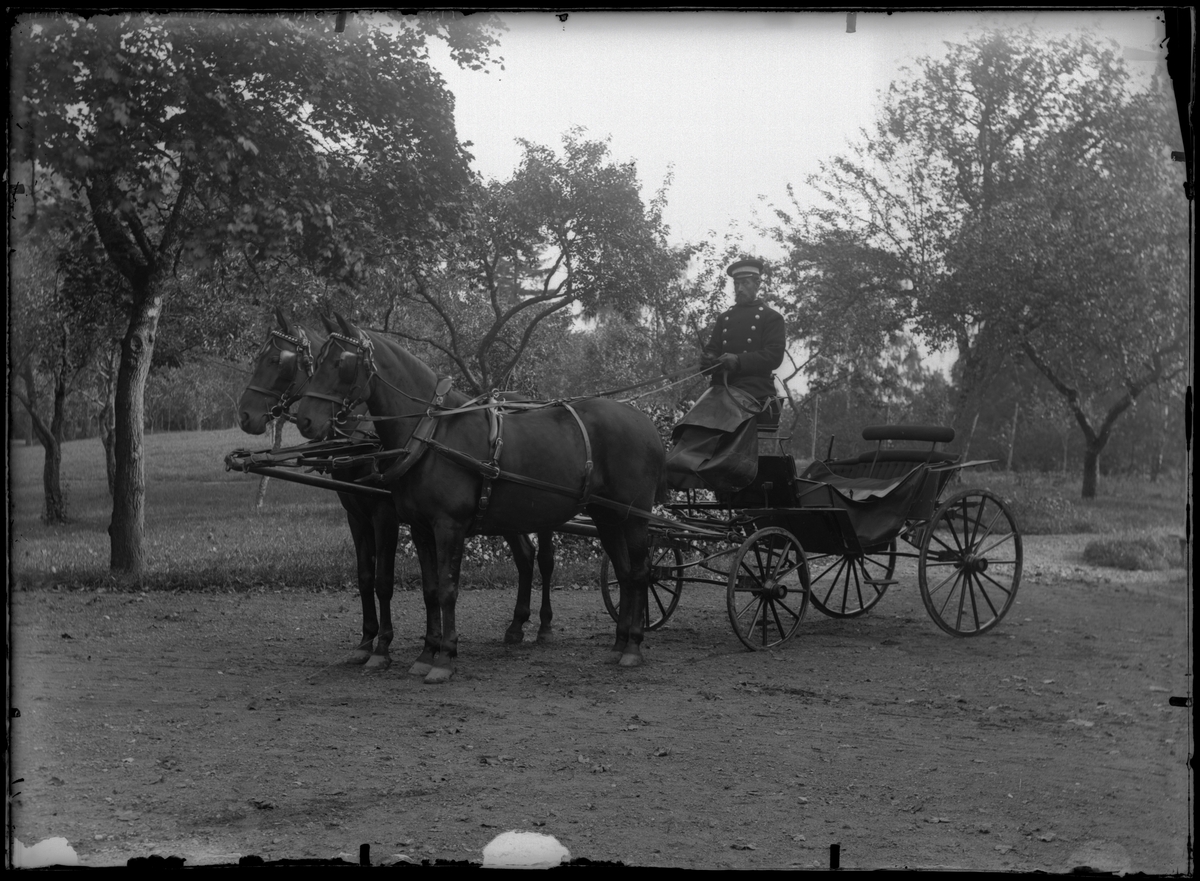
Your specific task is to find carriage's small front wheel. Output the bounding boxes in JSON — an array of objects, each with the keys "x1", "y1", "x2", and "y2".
[
  {"x1": 806, "y1": 539, "x2": 898, "y2": 618},
  {"x1": 727, "y1": 527, "x2": 809, "y2": 651},
  {"x1": 600, "y1": 542, "x2": 684, "y2": 631},
  {"x1": 918, "y1": 489, "x2": 1022, "y2": 636}
]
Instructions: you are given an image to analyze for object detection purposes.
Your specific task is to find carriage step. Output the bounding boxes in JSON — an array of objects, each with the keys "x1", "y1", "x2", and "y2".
[{"x1": 863, "y1": 579, "x2": 899, "y2": 586}]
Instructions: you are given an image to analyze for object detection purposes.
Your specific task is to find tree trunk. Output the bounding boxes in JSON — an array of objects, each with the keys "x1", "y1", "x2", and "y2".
[
  {"x1": 41, "y1": 435, "x2": 65, "y2": 524},
  {"x1": 17, "y1": 360, "x2": 69, "y2": 523},
  {"x1": 960, "y1": 411, "x2": 980, "y2": 462},
  {"x1": 810, "y1": 394, "x2": 819, "y2": 461},
  {"x1": 109, "y1": 290, "x2": 163, "y2": 577},
  {"x1": 99, "y1": 345, "x2": 119, "y2": 497},
  {"x1": 1005, "y1": 402, "x2": 1019, "y2": 471},
  {"x1": 1081, "y1": 444, "x2": 1101, "y2": 499},
  {"x1": 42, "y1": 366, "x2": 70, "y2": 524}
]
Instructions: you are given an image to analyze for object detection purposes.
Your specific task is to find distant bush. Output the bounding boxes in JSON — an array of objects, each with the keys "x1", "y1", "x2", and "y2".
[{"x1": 1083, "y1": 534, "x2": 1182, "y2": 571}]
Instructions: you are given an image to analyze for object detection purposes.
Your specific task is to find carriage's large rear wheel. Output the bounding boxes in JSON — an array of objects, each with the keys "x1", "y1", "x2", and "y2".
[
  {"x1": 918, "y1": 489, "x2": 1022, "y2": 636},
  {"x1": 726, "y1": 527, "x2": 809, "y2": 651},
  {"x1": 600, "y1": 541, "x2": 684, "y2": 631},
  {"x1": 806, "y1": 540, "x2": 898, "y2": 618}
]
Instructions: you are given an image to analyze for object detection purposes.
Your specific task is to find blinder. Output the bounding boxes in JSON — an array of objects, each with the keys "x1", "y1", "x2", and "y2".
[
  {"x1": 277, "y1": 349, "x2": 298, "y2": 383},
  {"x1": 337, "y1": 351, "x2": 359, "y2": 385}
]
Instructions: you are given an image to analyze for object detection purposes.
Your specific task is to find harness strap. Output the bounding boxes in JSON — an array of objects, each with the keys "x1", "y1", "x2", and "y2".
[
  {"x1": 471, "y1": 394, "x2": 505, "y2": 533},
  {"x1": 560, "y1": 402, "x2": 594, "y2": 509},
  {"x1": 374, "y1": 377, "x2": 456, "y2": 486}
]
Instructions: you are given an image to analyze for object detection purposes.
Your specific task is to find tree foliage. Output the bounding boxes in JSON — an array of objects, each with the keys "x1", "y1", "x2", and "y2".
[
  {"x1": 382, "y1": 129, "x2": 692, "y2": 395},
  {"x1": 772, "y1": 27, "x2": 1188, "y2": 496},
  {"x1": 12, "y1": 12, "x2": 498, "y2": 573}
]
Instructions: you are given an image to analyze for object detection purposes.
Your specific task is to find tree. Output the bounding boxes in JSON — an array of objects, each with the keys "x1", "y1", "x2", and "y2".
[
  {"x1": 782, "y1": 29, "x2": 1134, "y2": 437},
  {"x1": 13, "y1": 12, "x2": 497, "y2": 575},
  {"x1": 382, "y1": 129, "x2": 691, "y2": 395},
  {"x1": 946, "y1": 75, "x2": 1188, "y2": 496},
  {"x1": 775, "y1": 28, "x2": 1188, "y2": 496},
  {"x1": 9, "y1": 218, "x2": 124, "y2": 522}
]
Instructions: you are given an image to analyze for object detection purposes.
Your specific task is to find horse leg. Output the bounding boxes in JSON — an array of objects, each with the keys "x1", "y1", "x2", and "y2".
[
  {"x1": 408, "y1": 523, "x2": 441, "y2": 677},
  {"x1": 535, "y1": 530, "x2": 556, "y2": 644},
  {"x1": 424, "y1": 523, "x2": 466, "y2": 684},
  {"x1": 362, "y1": 504, "x2": 399, "y2": 673},
  {"x1": 594, "y1": 517, "x2": 650, "y2": 667},
  {"x1": 343, "y1": 504, "x2": 378, "y2": 666},
  {"x1": 503, "y1": 534, "x2": 535, "y2": 645}
]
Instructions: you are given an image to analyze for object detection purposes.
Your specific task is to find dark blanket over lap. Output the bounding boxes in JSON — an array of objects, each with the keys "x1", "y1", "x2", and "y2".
[
  {"x1": 667, "y1": 386, "x2": 761, "y2": 492},
  {"x1": 797, "y1": 462, "x2": 932, "y2": 550}
]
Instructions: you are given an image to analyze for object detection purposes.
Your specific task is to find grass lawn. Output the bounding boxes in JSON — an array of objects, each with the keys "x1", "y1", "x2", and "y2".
[{"x1": 9, "y1": 428, "x2": 1189, "y2": 592}]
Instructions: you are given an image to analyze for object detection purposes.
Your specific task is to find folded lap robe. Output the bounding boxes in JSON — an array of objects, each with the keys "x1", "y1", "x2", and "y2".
[{"x1": 667, "y1": 385, "x2": 763, "y2": 492}]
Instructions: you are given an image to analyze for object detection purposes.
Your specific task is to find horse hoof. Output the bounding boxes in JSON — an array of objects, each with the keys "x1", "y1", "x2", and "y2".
[
  {"x1": 503, "y1": 630, "x2": 525, "y2": 645},
  {"x1": 609, "y1": 651, "x2": 624, "y2": 665},
  {"x1": 423, "y1": 665, "x2": 454, "y2": 684},
  {"x1": 408, "y1": 661, "x2": 433, "y2": 677},
  {"x1": 618, "y1": 652, "x2": 643, "y2": 668},
  {"x1": 344, "y1": 650, "x2": 371, "y2": 666},
  {"x1": 363, "y1": 655, "x2": 391, "y2": 673},
  {"x1": 536, "y1": 631, "x2": 554, "y2": 645}
]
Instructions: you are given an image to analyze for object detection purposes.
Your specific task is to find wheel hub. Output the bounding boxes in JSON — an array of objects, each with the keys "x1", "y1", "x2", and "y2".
[
  {"x1": 761, "y1": 579, "x2": 788, "y2": 601},
  {"x1": 959, "y1": 554, "x2": 989, "y2": 575}
]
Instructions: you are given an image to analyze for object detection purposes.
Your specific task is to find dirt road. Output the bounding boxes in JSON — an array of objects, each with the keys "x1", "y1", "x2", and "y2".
[{"x1": 9, "y1": 536, "x2": 1192, "y2": 871}]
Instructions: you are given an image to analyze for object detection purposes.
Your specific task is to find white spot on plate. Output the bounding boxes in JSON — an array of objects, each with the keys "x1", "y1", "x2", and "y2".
[{"x1": 482, "y1": 830, "x2": 570, "y2": 869}]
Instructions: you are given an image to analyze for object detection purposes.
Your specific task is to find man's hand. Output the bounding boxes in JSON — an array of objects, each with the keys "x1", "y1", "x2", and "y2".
[{"x1": 717, "y1": 353, "x2": 739, "y2": 371}]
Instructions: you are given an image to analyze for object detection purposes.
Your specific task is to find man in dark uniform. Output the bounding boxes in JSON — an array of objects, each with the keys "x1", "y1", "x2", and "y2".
[{"x1": 700, "y1": 257, "x2": 786, "y2": 426}]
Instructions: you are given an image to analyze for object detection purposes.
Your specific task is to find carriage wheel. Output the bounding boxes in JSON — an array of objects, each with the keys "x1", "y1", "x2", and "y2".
[
  {"x1": 806, "y1": 540, "x2": 898, "y2": 618},
  {"x1": 918, "y1": 489, "x2": 1022, "y2": 637},
  {"x1": 599, "y1": 542, "x2": 684, "y2": 631},
  {"x1": 726, "y1": 527, "x2": 809, "y2": 651}
]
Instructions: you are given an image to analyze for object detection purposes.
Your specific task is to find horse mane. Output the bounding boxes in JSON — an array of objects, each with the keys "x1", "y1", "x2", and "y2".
[{"x1": 358, "y1": 326, "x2": 476, "y2": 408}]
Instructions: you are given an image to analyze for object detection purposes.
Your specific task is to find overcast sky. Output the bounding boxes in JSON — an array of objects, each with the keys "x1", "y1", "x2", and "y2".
[{"x1": 424, "y1": 10, "x2": 1166, "y2": 258}]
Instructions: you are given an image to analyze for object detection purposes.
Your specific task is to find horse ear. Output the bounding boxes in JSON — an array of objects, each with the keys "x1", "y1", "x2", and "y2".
[
  {"x1": 275, "y1": 307, "x2": 293, "y2": 335},
  {"x1": 320, "y1": 314, "x2": 338, "y2": 334},
  {"x1": 335, "y1": 312, "x2": 357, "y2": 337}
]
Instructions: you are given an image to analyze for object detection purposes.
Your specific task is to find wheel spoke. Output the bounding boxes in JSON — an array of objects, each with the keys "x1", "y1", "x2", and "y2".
[
  {"x1": 926, "y1": 565, "x2": 961, "y2": 599},
  {"x1": 769, "y1": 540, "x2": 794, "y2": 581},
  {"x1": 772, "y1": 557, "x2": 805, "y2": 584},
  {"x1": 976, "y1": 569, "x2": 1015, "y2": 605},
  {"x1": 970, "y1": 571, "x2": 1003, "y2": 619},
  {"x1": 735, "y1": 557, "x2": 765, "y2": 590},
  {"x1": 850, "y1": 561, "x2": 868, "y2": 610},
  {"x1": 973, "y1": 530, "x2": 1017, "y2": 559},
  {"x1": 814, "y1": 557, "x2": 850, "y2": 606},
  {"x1": 771, "y1": 595, "x2": 804, "y2": 623},
  {"x1": 955, "y1": 571, "x2": 978, "y2": 632}
]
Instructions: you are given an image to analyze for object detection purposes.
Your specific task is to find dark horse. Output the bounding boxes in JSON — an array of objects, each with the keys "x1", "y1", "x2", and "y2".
[
  {"x1": 237, "y1": 310, "x2": 557, "y2": 672},
  {"x1": 294, "y1": 314, "x2": 667, "y2": 683}
]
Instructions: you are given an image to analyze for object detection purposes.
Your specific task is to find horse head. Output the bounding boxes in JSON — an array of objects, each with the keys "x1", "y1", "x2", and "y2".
[
  {"x1": 294, "y1": 314, "x2": 378, "y2": 440},
  {"x1": 237, "y1": 309, "x2": 321, "y2": 435}
]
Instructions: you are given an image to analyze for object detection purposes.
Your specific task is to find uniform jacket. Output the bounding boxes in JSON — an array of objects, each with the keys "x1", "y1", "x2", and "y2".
[{"x1": 701, "y1": 299, "x2": 786, "y2": 399}]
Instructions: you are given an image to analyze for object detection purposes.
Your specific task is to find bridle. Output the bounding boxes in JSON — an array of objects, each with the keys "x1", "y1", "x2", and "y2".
[
  {"x1": 245, "y1": 327, "x2": 316, "y2": 419},
  {"x1": 301, "y1": 331, "x2": 380, "y2": 431}
]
